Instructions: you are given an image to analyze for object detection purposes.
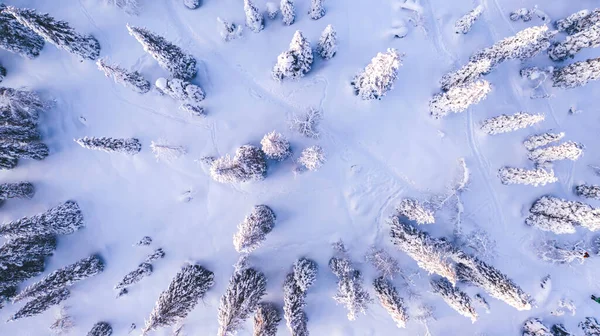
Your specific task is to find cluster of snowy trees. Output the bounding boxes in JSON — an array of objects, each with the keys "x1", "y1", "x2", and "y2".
[
  {"x1": 523, "y1": 317, "x2": 600, "y2": 336},
  {"x1": 526, "y1": 195, "x2": 600, "y2": 234},
  {"x1": 243, "y1": 0, "x2": 326, "y2": 33}
]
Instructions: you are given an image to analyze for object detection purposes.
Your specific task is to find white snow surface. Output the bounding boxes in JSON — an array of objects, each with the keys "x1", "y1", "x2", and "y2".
[{"x1": 2, "y1": 0, "x2": 600, "y2": 335}]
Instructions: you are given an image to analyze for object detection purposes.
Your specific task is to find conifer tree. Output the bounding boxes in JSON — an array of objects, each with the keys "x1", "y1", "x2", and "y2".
[
  {"x1": 254, "y1": 302, "x2": 281, "y2": 336},
  {"x1": 557, "y1": 9, "x2": 600, "y2": 35},
  {"x1": 308, "y1": 0, "x2": 325, "y2": 20},
  {"x1": 0, "y1": 200, "x2": 84, "y2": 239},
  {"x1": 317, "y1": 25, "x2": 337, "y2": 60},
  {"x1": 525, "y1": 214, "x2": 577, "y2": 235},
  {"x1": 233, "y1": 205, "x2": 276, "y2": 253},
  {"x1": 217, "y1": 17, "x2": 242, "y2": 42},
  {"x1": 580, "y1": 317, "x2": 600, "y2": 336},
  {"x1": 8, "y1": 287, "x2": 70, "y2": 321},
  {"x1": 5, "y1": 6, "x2": 100, "y2": 60},
  {"x1": 260, "y1": 131, "x2": 291, "y2": 161},
  {"x1": 523, "y1": 132, "x2": 565, "y2": 150},
  {"x1": 0, "y1": 234, "x2": 56, "y2": 270},
  {"x1": 0, "y1": 87, "x2": 47, "y2": 122},
  {"x1": 114, "y1": 262, "x2": 152, "y2": 292},
  {"x1": 454, "y1": 5, "x2": 483, "y2": 34},
  {"x1": 548, "y1": 24, "x2": 600, "y2": 62},
  {"x1": 0, "y1": 181, "x2": 34, "y2": 201},
  {"x1": 96, "y1": 58, "x2": 150, "y2": 94},
  {"x1": 528, "y1": 141, "x2": 583, "y2": 163},
  {"x1": 210, "y1": 145, "x2": 267, "y2": 183},
  {"x1": 0, "y1": 4, "x2": 45, "y2": 58},
  {"x1": 430, "y1": 80, "x2": 491, "y2": 118},
  {"x1": 439, "y1": 59, "x2": 492, "y2": 91},
  {"x1": 244, "y1": 0, "x2": 264, "y2": 33},
  {"x1": 498, "y1": 167, "x2": 557, "y2": 186},
  {"x1": 481, "y1": 112, "x2": 544, "y2": 135},
  {"x1": 576, "y1": 184, "x2": 600, "y2": 200},
  {"x1": 0, "y1": 141, "x2": 48, "y2": 167},
  {"x1": 280, "y1": 0, "x2": 296, "y2": 26},
  {"x1": 351, "y1": 48, "x2": 402, "y2": 100},
  {"x1": 297, "y1": 146, "x2": 325, "y2": 172},
  {"x1": 373, "y1": 276, "x2": 408, "y2": 328},
  {"x1": 273, "y1": 31, "x2": 314, "y2": 81},
  {"x1": 396, "y1": 199, "x2": 435, "y2": 225},
  {"x1": 127, "y1": 25, "x2": 197, "y2": 80},
  {"x1": 283, "y1": 258, "x2": 317, "y2": 336},
  {"x1": 522, "y1": 318, "x2": 552, "y2": 336},
  {"x1": 87, "y1": 322, "x2": 113, "y2": 336},
  {"x1": 75, "y1": 137, "x2": 142, "y2": 155},
  {"x1": 528, "y1": 196, "x2": 600, "y2": 232},
  {"x1": 552, "y1": 57, "x2": 600, "y2": 89},
  {"x1": 430, "y1": 277, "x2": 478, "y2": 322}
]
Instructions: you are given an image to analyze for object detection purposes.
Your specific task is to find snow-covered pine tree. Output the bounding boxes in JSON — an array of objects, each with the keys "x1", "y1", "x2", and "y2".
[
  {"x1": 283, "y1": 273, "x2": 308, "y2": 336},
  {"x1": 557, "y1": 9, "x2": 600, "y2": 35},
  {"x1": 75, "y1": 137, "x2": 141, "y2": 155},
  {"x1": 528, "y1": 141, "x2": 583, "y2": 163},
  {"x1": 528, "y1": 196, "x2": 600, "y2": 231},
  {"x1": 143, "y1": 264, "x2": 215, "y2": 333},
  {"x1": 14, "y1": 255, "x2": 104, "y2": 302},
  {"x1": 292, "y1": 258, "x2": 318, "y2": 292},
  {"x1": 548, "y1": 24, "x2": 600, "y2": 62},
  {"x1": 0, "y1": 87, "x2": 47, "y2": 122},
  {"x1": 523, "y1": 318, "x2": 552, "y2": 336},
  {"x1": 373, "y1": 276, "x2": 408, "y2": 328},
  {"x1": 0, "y1": 5, "x2": 45, "y2": 58},
  {"x1": 430, "y1": 80, "x2": 491, "y2": 118},
  {"x1": 455, "y1": 5, "x2": 483, "y2": 34},
  {"x1": 0, "y1": 234, "x2": 56, "y2": 270},
  {"x1": 365, "y1": 247, "x2": 400, "y2": 280},
  {"x1": 523, "y1": 132, "x2": 565, "y2": 150},
  {"x1": 430, "y1": 277, "x2": 478, "y2": 322},
  {"x1": 280, "y1": 0, "x2": 295, "y2": 26},
  {"x1": 5, "y1": 6, "x2": 100, "y2": 60},
  {"x1": 454, "y1": 254, "x2": 532, "y2": 310},
  {"x1": 498, "y1": 167, "x2": 557, "y2": 186},
  {"x1": 297, "y1": 146, "x2": 325, "y2": 172},
  {"x1": 396, "y1": 199, "x2": 435, "y2": 225},
  {"x1": 525, "y1": 213, "x2": 577, "y2": 234},
  {"x1": 0, "y1": 181, "x2": 34, "y2": 201},
  {"x1": 260, "y1": 131, "x2": 291, "y2": 161},
  {"x1": 552, "y1": 57, "x2": 600, "y2": 89},
  {"x1": 0, "y1": 122, "x2": 40, "y2": 143},
  {"x1": 217, "y1": 268, "x2": 267, "y2": 336},
  {"x1": 244, "y1": 0, "x2": 264, "y2": 33},
  {"x1": 155, "y1": 77, "x2": 205, "y2": 104},
  {"x1": 8, "y1": 287, "x2": 70, "y2": 322},
  {"x1": 233, "y1": 205, "x2": 276, "y2": 253},
  {"x1": 96, "y1": 58, "x2": 150, "y2": 93},
  {"x1": 0, "y1": 200, "x2": 84, "y2": 239},
  {"x1": 439, "y1": 59, "x2": 492, "y2": 91},
  {"x1": 535, "y1": 240, "x2": 588, "y2": 265},
  {"x1": 308, "y1": 0, "x2": 325, "y2": 20},
  {"x1": 87, "y1": 322, "x2": 112, "y2": 336},
  {"x1": 351, "y1": 48, "x2": 402, "y2": 100},
  {"x1": 272, "y1": 30, "x2": 313, "y2": 81},
  {"x1": 389, "y1": 216, "x2": 458, "y2": 284},
  {"x1": 266, "y1": 2, "x2": 279, "y2": 20},
  {"x1": 580, "y1": 317, "x2": 600, "y2": 336},
  {"x1": 317, "y1": 25, "x2": 337, "y2": 60},
  {"x1": 0, "y1": 141, "x2": 48, "y2": 168},
  {"x1": 114, "y1": 262, "x2": 152, "y2": 291},
  {"x1": 480, "y1": 112, "x2": 544, "y2": 135},
  {"x1": 217, "y1": 17, "x2": 242, "y2": 42},
  {"x1": 576, "y1": 184, "x2": 600, "y2": 200},
  {"x1": 127, "y1": 25, "x2": 197, "y2": 80},
  {"x1": 253, "y1": 302, "x2": 281, "y2": 336}
]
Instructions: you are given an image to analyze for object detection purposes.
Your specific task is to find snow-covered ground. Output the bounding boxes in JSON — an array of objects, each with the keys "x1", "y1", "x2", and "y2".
[{"x1": 2, "y1": 0, "x2": 600, "y2": 335}]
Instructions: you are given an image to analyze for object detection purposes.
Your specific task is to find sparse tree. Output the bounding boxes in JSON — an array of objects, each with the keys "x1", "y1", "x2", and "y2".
[
  {"x1": 217, "y1": 18, "x2": 242, "y2": 42},
  {"x1": 155, "y1": 77, "x2": 205, "y2": 104},
  {"x1": 524, "y1": 132, "x2": 565, "y2": 150},
  {"x1": 365, "y1": 247, "x2": 400, "y2": 280},
  {"x1": 244, "y1": 0, "x2": 264, "y2": 33},
  {"x1": 351, "y1": 48, "x2": 402, "y2": 100},
  {"x1": 297, "y1": 146, "x2": 325, "y2": 172},
  {"x1": 548, "y1": 24, "x2": 600, "y2": 62},
  {"x1": 430, "y1": 277, "x2": 477, "y2": 322},
  {"x1": 5, "y1": 6, "x2": 100, "y2": 60},
  {"x1": 87, "y1": 322, "x2": 112, "y2": 336},
  {"x1": 217, "y1": 268, "x2": 267, "y2": 336},
  {"x1": 76, "y1": 137, "x2": 142, "y2": 155},
  {"x1": 127, "y1": 25, "x2": 196, "y2": 80},
  {"x1": 455, "y1": 5, "x2": 483, "y2": 34},
  {"x1": 49, "y1": 306, "x2": 75, "y2": 335},
  {"x1": 14, "y1": 255, "x2": 104, "y2": 302},
  {"x1": 525, "y1": 213, "x2": 577, "y2": 235},
  {"x1": 308, "y1": 0, "x2": 325, "y2": 20},
  {"x1": 576, "y1": 184, "x2": 600, "y2": 200},
  {"x1": 0, "y1": 181, "x2": 34, "y2": 201},
  {"x1": 260, "y1": 131, "x2": 291, "y2": 161},
  {"x1": 0, "y1": 200, "x2": 84, "y2": 239},
  {"x1": 440, "y1": 59, "x2": 492, "y2": 91},
  {"x1": 373, "y1": 276, "x2": 408, "y2": 328},
  {"x1": 580, "y1": 317, "x2": 600, "y2": 336},
  {"x1": 280, "y1": 0, "x2": 295, "y2": 26},
  {"x1": 254, "y1": 302, "x2": 281, "y2": 336},
  {"x1": 8, "y1": 288, "x2": 70, "y2": 322},
  {"x1": 290, "y1": 108, "x2": 322, "y2": 139},
  {"x1": 481, "y1": 112, "x2": 544, "y2": 135},
  {"x1": 0, "y1": 4, "x2": 45, "y2": 58},
  {"x1": 552, "y1": 57, "x2": 600, "y2": 89},
  {"x1": 96, "y1": 58, "x2": 150, "y2": 93},
  {"x1": 143, "y1": 264, "x2": 215, "y2": 334},
  {"x1": 150, "y1": 140, "x2": 186, "y2": 162},
  {"x1": 233, "y1": 205, "x2": 276, "y2": 253},
  {"x1": 528, "y1": 141, "x2": 583, "y2": 163},
  {"x1": 557, "y1": 9, "x2": 600, "y2": 35},
  {"x1": 461, "y1": 228, "x2": 497, "y2": 261},
  {"x1": 211, "y1": 145, "x2": 267, "y2": 183},
  {"x1": 529, "y1": 195, "x2": 600, "y2": 231},
  {"x1": 430, "y1": 80, "x2": 491, "y2": 118},
  {"x1": 273, "y1": 31, "x2": 313, "y2": 81},
  {"x1": 498, "y1": 167, "x2": 557, "y2": 186},
  {"x1": 535, "y1": 240, "x2": 589, "y2": 265},
  {"x1": 317, "y1": 25, "x2": 337, "y2": 60},
  {"x1": 396, "y1": 199, "x2": 435, "y2": 225},
  {"x1": 523, "y1": 318, "x2": 552, "y2": 336}
]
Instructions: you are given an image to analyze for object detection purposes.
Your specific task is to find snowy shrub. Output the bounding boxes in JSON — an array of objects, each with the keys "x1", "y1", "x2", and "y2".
[
  {"x1": 145, "y1": 248, "x2": 166, "y2": 263},
  {"x1": 266, "y1": 2, "x2": 279, "y2": 19},
  {"x1": 218, "y1": 268, "x2": 267, "y2": 336},
  {"x1": 14, "y1": 255, "x2": 104, "y2": 302},
  {"x1": 557, "y1": 9, "x2": 600, "y2": 35},
  {"x1": 430, "y1": 80, "x2": 491, "y2": 118},
  {"x1": 143, "y1": 264, "x2": 214, "y2": 333},
  {"x1": 183, "y1": 0, "x2": 201, "y2": 10},
  {"x1": 8, "y1": 288, "x2": 70, "y2": 322},
  {"x1": 580, "y1": 317, "x2": 600, "y2": 336},
  {"x1": 105, "y1": 0, "x2": 141, "y2": 15},
  {"x1": 455, "y1": 5, "x2": 483, "y2": 34},
  {"x1": 365, "y1": 247, "x2": 400, "y2": 280},
  {"x1": 523, "y1": 132, "x2": 565, "y2": 150},
  {"x1": 260, "y1": 131, "x2": 291, "y2": 161},
  {"x1": 528, "y1": 141, "x2": 583, "y2": 163},
  {"x1": 280, "y1": 0, "x2": 295, "y2": 26},
  {"x1": 76, "y1": 137, "x2": 141, "y2": 155},
  {"x1": 576, "y1": 184, "x2": 600, "y2": 200},
  {"x1": 254, "y1": 302, "x2": 281, "y2": 336},
  {"x1": 155, "y1": 77, "x2": 205, "y2": 104},
  {"x1": 5, "y1": 6, "x2": 100, "y2": 60},
  {"x1": 308, "y1": 0, "x2": 325, "y2": 20},
  {"x1": 283, "y1": 259, "x2": 317, "y2": 336},
  {"x1": 127, "y1": 25, "x2": 196, "y2": 80},
  {"x1": 498, "y1": 167, "x2": 557, "y2": 186},
  {"x1": 135, "y1": 236, "x2": 152, "y2": 246},
  {"x1": 480, "y1": 112, "x2": 544, "y2": 135},
  {"x1": 217, "y1": 18, "x2": 242, "y2": 42},
  {"x1": 523, "y1": 318, "x2": 552, "y2": 336},
  {"x1": 329, "y1": 246, "x2": 372, "y2": 321},
  {"x1": 244, "y1": 0, "x2": 264, "y2": 33},
  {"x1": 529, "y1": 196, "x2": 600, "y2": 232},
  {"x1": 525, "y1": 214, "x2": 577, "y2": 235},
  {"x1": 115, "y1": 262, "x2": 152, "y2": 291},
  {"x1": 430, "y1": 277, "x2": 478, "y2": 322},
  {"x1": 351, "y1": 48, "x2": 402, "y2": 100},
  {"x1": 552, "y1": 57, "x2": 600, "y2": 89},
  {"x1": 233, "y1": 205, "x2": 276, "y2": 253},
  {"x1": 455, "y1": 254, "x2": 532, "y2": 311},
  {"x1": 548, "y1": 24, "x2": 600, "y2": 61},
  {"x1": 0, "y1": 5, "x2": 45, "y2": 58},
  {"x1": 272, "y1": 31, "x2": 313, "y2": 81},
  {"x1": 509, "y1": 8, "x2": 532, "y2": 22},
  {"x1": 440, "y1": 59, "x2": 492, "y2": 91},
  {"x1": 317, "y1": 24, "x2": 337, "y2": 60},
  {"x1": 0, "y1": 181, "x2": 34, "y2": 200},
  {"x1": 290, "y1": 108, "x2": 322, "y2": 138},
  {"x1": 96, "y1": 58, "x2": 150, "y2": 93},
  {"x1": 396, "y1": 199, "x2": 435, "y2": 225},
  {"x1": 150, "y1": 140, "x2": 186, "y2": 162},
  {"x1": 389, "y1": 216, "x2": 458, "y2": 284},
  {"x1": 87, "y1": 322, "x2": 112, "y2": 336},
  {"x1": 373, "y1": 276, "x2": 408, "y2": 328},
  {"x1": 535, "y1": 240, "x2": 589, "y2": 265},
  {"x1": 0, "y1": 200, "x2": 84, "y2": 239},
  {"x1": 297, "y1": 146, "x2": 325, "y2": 172}
]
